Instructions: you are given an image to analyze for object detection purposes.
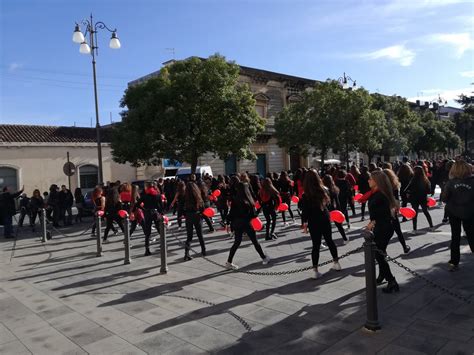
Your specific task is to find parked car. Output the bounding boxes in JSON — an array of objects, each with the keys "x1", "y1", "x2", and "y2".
[{"x1": 176, "y1": 166, "x2": 213, "y2": 181}]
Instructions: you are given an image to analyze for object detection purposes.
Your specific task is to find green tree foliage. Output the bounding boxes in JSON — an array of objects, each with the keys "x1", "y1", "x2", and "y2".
[
  {"x1": 455, "y1": 90, "x2": 474, "y2": 154},
  {"x1": 356, "y1": 109, "x2": 389, "y2": 162},
  {"x1": 112, "y1": 54, "x2": 265, "y2": 172}
]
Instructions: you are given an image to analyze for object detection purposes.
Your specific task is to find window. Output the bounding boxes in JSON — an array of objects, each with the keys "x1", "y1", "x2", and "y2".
[
  {"x1": 254, "y1": 93, "x2": 269, "y2": 119},
  {"x1": 256, "y1": 154, "x2": 267, "y2": 177},
  {"x1": 79, "y1": 165, "x2": 98, "y2": 190},
  {"x1": 0, "y1": 167, "x2": 18, "y2": 191},
  {"x1": 255, "y1": 104, "x2": 265, "y2": 118}
]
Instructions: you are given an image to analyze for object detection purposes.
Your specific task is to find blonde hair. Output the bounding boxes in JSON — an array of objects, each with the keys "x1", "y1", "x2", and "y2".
[
  {"x1": 449, "y1": 161, "x2": 472, "y2": 179},
  {"x1": 370, "y1": 171, "x2": 397, "y2": 216},
  {"x1": 383, "y1": 169, "x2": 400, "y2": 190}
]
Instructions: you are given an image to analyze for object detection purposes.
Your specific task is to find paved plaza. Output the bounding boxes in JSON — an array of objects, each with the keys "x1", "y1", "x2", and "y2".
[{"x1": 1, "y1": 202, "x2": 473, "y2": 354}]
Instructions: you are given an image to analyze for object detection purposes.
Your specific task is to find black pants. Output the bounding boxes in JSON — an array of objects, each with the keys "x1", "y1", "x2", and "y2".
[
  {"x1": 392, "y1": 217, "x2": 407, "y2": 249},
  {"x1": 411, "y1": 201, "x2": 433, "y2": 230},
  {"x1": 228, "y1": 220, "x2": 265, "y2": 262},
  {"x1": 103, "y1": 215, "x2": 124, "y2": 240},
  {"x1": 130, "y1": 220, "x2": 144, "y2": 236},
  {"x1": 361, "y1": 202, "x2": 367, "y2": 219},
  {"x1": 335, "y1": 222, "x2": 347, "y2": 241},
  {"x1": 177, "y1": 209, "x2": 185, "y2": 228},
  {"x1": 185, "y1": 212, "x2": 205, "y2": 253},
  {"x1": 219, "y1": 206, "x2": 229, "y2": 226},
  {"x1": 202, "y1": 215, "x2": 214, "y2": 231},
  {"x1": 280, "y1": 195, "x2": 294, "y2": 223},
  {"x1": 340, "y1": 202, "x2": 350, "y2": 226},
  {"x1": 308, "y1": 219, "x2": 338, "y2": 267},
  {"x1": 374, "y1": 223, "x2": 395, "y2": 282},
  {"x1": 262, "y1": 205, "x2": 276, "y2": 238},
  {"x1": 144, "y1": 210, "x2": 161, "y2": 249},
  {"x1": 448, "y1": 214, "x2": 474, "y2": 266},
  {"x1": 75, "y1": 207, "x2": 84, "y2": 222},
  {"x1": 60, "y1": 206, "x2": 73, "y2": 225},
  {"x1": 18, "y1": 207, "x2": 28, "y2": 227},
  {"x1": 29, "y1": 209, "x2": 40, "y2": 227}
]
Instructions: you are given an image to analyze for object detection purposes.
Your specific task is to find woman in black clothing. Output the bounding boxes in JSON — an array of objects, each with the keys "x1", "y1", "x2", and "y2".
[
  {"x1": 405, "y1": 166, "x2": 434, "y2": 233},
  {"x1": 322, "y1": 175, "x2": 349, "y2": 244},
  {"x1": 216, "y1": 176, "x2": 229, "y2": 227},
  {"x1": 29, "y1": 189, "x2": 44, "y2": 231},
  {"x1": 367, "y1": 171, "x2": 399, "y2": 293},
  {"x1": 199, "y1": 181, "x2": 215, "y2": 232},
  {"x1": 358, "y1": 166, "x2": 371, "y2": 221},
  {"x1": 129, "y1": 184, "x2": 144, "y2": 236},
  {"x1": 138, "y1": 182, "x2": 164, "y2": 256},
  {"x1": 441, "y1": 160, "x2": 474, "y2": 271},
  {"x1": 170, "y1": 181, "x2": 186, "y2": 230},
  {"x1": 301, "y1": 170, "x2": 340, "y2": 279},
  {"x1": 335, "y1": 170, "x2": 351, "y2": 229},
  {"x1": 183, "y1": 182, "x2": 206, "y2": 261},
  {"x1": 383, "y1": 169, "x2": 411, "y2": 254},
  {"x1": 74, "y1": 188, "x2": 85, "y2": 223},
  {"x1": 278, "y1": 171, "x2": 295, "y2": 225},
  {"x1": 225, "y1": 182, "x2": 269, "y2": 270},
  {"x1": 259, "y1": 178, "x2": 280, "y2": 240},
  {"x1": 91, "y1": 186, "x2": 105, "y2": 237},
  {"x1": 397, "y1": 164, "x2": 414, "y2": 221},
  {"x1": 102, "y1": 188, "x2": 125, "y2": 243}
]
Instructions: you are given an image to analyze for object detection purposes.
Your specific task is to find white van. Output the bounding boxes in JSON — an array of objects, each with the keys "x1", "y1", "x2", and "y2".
[{"x1": 176, "y1": 166, "x2": 213, "y2": 181}]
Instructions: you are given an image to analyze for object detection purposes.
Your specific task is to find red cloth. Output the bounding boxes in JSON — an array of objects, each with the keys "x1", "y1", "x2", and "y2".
[
  {"x1": 358, "y1": 189, "x2": 374, "y2": 204},
  {"x1": 120, "y1": 191, "x2": 131, "y2": 203},
  {"x1": 145, "y1": 187, "x2": 158, "y2": 196},
  {"x1": 346, "y1": 173, "x2": 357, "y2": 187}
]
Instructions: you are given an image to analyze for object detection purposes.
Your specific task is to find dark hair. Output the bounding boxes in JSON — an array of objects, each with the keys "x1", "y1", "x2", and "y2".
[
  {"x1": 397, "y1": 163, "x2": 414, "y2": 182},
  {"x1": 260, "y1": 178, "x2": 279, "y2": 198},
  {"x1": 413, "y1": 166, "x2": 430, "y2": 190},
  {"x1": 322, "y1": 174, "x2": 339, "y2": 195},
  {"x1": 176, "y1": 181, "x2": 186, "y2": 196},
  {"x1": 337, "y1": 170, "x2": 347, "y2": 179},
  {"x1": 235, "y1": 182, "x2": 255, "y2": 207},
  {"x1": 74, "y1": 188, "x2": 82, "y2": 199},
  {"x1": 105, "y1": 188, "x2": 120, "y2": 210},
  {"x1": 185, "y1": 182, "x2": 203, "y2": 211},
  {"x1": 303, "y1": 170, "x2": 329, "y2": 209}
]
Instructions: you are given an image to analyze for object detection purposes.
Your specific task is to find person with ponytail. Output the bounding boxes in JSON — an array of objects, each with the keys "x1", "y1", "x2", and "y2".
[
  {"x1": 278, "y1": 171, "x2": 295, "y2": 225},
  {"x1": 102, "y1": 188, "x2": 125, "y2": 243},
  {"x1": 225, "y1": 182, "x2": 269, "y2": 269},
  {"x1": 405, "y1": 166, "x2": 434, "y2": 233},
  {"x1": 322, "y1": 174, "x2": 349, "y2": 245},
  {"x1": 367, "y1": 171, "x2": 399, "y2": 293},
  {"x1": 199, "y1": 181, "x2": 215, "y2": 233},
  {"x1": 170, "y1": 181, "x2": 186, "y2": 231},
  {"x1": 259, "y1": 178, "x2": 280, "y2": 240},
  {"x1": 129, "y1": 184, "x2": 144, "y2": 237},
  {"x1": 358, "y1": 166, "x2": 371, "y2": 221},
  {"x1": 301, "y1": 170, "x2": 341, "y2": 279},
  {"x1": 137, "y1": 181, "x2": 164, "y2": 256},
  {"x1": 383, "y1": 168, "x2": 411, "y2": 254},
  {"x1": 335, "y1": 170, "x2": 351, "y2": 229},
  {"x1": 183, "y1": 182, "x2": 206, "y2": 261}
]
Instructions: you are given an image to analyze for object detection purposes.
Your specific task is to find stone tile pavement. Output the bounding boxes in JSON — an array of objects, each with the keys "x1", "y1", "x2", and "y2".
[{"x1": 0, "y1": 202, "x2": 473, "y2": 354}]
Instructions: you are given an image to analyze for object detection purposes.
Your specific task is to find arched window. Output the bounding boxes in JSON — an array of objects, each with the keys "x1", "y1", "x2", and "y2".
[
  {"x1": 79, "y1": 165, "x2": 98, "y2": 189},
  {"x1": 0, "y1": 167, "x2": 18, "y2": 191},
  {"x1": 254, "y1": 93, "x2": 270, "y2": 118}
]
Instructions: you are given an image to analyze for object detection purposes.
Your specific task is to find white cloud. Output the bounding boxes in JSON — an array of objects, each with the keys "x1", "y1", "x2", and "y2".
[
  {"x1": 408, "y1": 86, "x2": 473, "y2": 106},
  {"x1": 383, "y1": 0, "x2": 466, "y2": 13},
  {"x1": 360, "y1": 44, "x2": 415, "y2": 66},
  {"x1": 429, "y1": 32, "x2": 473, "y2": 57},
  {"x1": 460, "y1": 70, "x2": 474, "y2": 78},
  {"x1": 8, "y1": 62, "x2": 22, "y2": 72}
]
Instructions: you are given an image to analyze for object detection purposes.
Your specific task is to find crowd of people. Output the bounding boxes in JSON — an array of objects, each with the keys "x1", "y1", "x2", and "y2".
[{"x1": 1, "y1": 156, "x2": 473, "y2": 294}]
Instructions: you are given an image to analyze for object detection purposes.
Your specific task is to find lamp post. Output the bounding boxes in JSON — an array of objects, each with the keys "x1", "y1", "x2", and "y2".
[
  {"x1": 72, "y1": 14, "x2": 121, "y2": 185},
  {"x1": 337, "y1": 72, "x2": 357, "y2": 169}
]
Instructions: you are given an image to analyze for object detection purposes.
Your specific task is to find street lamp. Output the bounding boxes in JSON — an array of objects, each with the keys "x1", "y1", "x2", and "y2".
[
  {"x1": 72, "y1": 14, "x2": 121, "y2": 185},
  {"x1": 338, "y1": 72, "x2": 357, "y2": 90}
]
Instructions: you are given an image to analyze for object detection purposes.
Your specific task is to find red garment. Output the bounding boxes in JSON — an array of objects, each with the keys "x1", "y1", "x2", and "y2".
[
  {"x1": 358, "y1": 189, "x2": 375, "y2": 204},
  {"x1": 145, "y1": 187, "x2": 159, "y2": 196},
  {"x1": 120, "y1": 191, "x2": 132, "y2": 203},
  {"x1": 297, "y1": 180, "x2": 304, "y2": 199},
  {"x1": 345, "y1": 173, "x2": 357, "y2": 187}
]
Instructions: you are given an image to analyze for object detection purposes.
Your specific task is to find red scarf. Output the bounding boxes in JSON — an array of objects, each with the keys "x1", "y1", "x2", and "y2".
[
  {"x1": 358, "y1": 189, "x2": 375, "y2": 204},
  {"x1": 145, "y1": 187, "x2": 158, "y2": 196}
]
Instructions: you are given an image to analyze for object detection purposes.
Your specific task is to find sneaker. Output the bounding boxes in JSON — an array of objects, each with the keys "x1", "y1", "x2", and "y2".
[
  {"x1": 448, "y1": 263, "x2": 458, "y2": 272},
  {"x1": 312, "y1": 270, "x2": 323, "y2": 279},
  {"x1": 428, "y1": 227, "x2": 437, "y2": 232},
  {"x1": 225, "y1": 261, "x2": 239, "y2": 270},
  {"x1": 320, "y1": 243, "x2": 328, "y2": 250},
  {"x1": 442, "y1": 218, "x2": 449, "y2": 224},
  {"x1": 102, "y1": 238, "x2": 108, "y2": 244},
  {"x1": 343, "y1": 236, "x2": 350, "y2": 245},
  {"x1": 360, "y1": 217, "x2": 365, "y2": 222},
  {"x1": 332, "y1": 262, "x2": 342, "y2": 271},
  {"x1": 271, "y1": 233, "x2": 278, "y2": 240},
  {"x1": 403, "y1": 245, "x2": 411, "y2": 254},
  {"x1": 113, "y1": 230, "x2": 118, "y2": 236},
  {"x1": 262, "y1": 256, "x2": 271, "y2": 265}
]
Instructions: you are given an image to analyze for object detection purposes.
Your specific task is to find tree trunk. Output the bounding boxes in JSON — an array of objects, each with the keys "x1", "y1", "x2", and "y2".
[
  {"x1": 345, "y1": 142, "x2": 350, "y2": 170},
  {"x1": 367, "y1": 153, "x2": 373, "y2": 164},
  {"x1": 190, "y1": 153, "x2": 198, "y2": 174},
  {"x1": 320, "y1": 147, "x2": 326, "y2": 176}
]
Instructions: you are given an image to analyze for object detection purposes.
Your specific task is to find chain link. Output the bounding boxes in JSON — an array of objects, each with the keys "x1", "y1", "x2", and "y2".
[
  {"x1": 168, "y1": 227, "x2": 364, "y2": 276},
  {"x1": 49, "y1": 223, "x2": 94, "y2": 239},
  {"x1": 373, "y1": 246, "x2": 472, "y2": 305}
]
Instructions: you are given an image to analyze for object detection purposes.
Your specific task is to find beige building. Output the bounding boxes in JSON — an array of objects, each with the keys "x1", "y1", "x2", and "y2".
[{"x1": 0, "y1": 125, "x2": 137, "y2": 194}]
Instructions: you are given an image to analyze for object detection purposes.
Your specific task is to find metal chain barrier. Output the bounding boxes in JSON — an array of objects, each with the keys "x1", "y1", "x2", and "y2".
[
  {"x1": 373, "y1": 246, "x2": 472, "y2": 305},
  {"x1": 168, "y1": 227, "x2": 364, "y2": 276},
  {"x1": 49, "y1": 222, "x2": 94, "y2": 239}
]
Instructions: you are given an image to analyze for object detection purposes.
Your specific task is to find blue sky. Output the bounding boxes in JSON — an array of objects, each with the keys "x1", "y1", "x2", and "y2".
[{"x1": 1, "y1": 0, "x2": 473, "y2": 127}]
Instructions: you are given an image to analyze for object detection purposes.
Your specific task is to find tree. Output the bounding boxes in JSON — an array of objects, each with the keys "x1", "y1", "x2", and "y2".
[
  {"x1": 356, "y1": 109, "x2": 389, "y2": 163},
  {"x1": 455, "y1": 90, "x2": 474, "y2": 155},
  {"x1": 275, "y1": 81, "x2": 346, "y2": 174},
  {"x1": 111, "y1": 55, "x2": 265, "y2": 172}
]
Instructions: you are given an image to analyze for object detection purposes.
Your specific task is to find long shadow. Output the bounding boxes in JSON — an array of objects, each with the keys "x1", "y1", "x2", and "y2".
[
  {"x1": 401, "y1": 240, "x2": 450, "y2": 260},
  {"x1": 140, "y1": 264, "x2": 363, "y2": 334}
]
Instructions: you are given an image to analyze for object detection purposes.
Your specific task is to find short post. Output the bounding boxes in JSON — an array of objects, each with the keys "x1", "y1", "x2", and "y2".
[
  {"x1": 363, "y1": 230, "x2": 381, "y2": 331},
  {"x1": 96, "y1": 214, "x2": 103, "y2": 257},
  {"x1": 40, "y1": 208, "x2": 47, "y2": 243},
  {"x1": 123, "y1": 216, "x2": 131, "y2": 265},
  {"x1": 159, "y1": 217, "x2": 168, "y2": 274}
]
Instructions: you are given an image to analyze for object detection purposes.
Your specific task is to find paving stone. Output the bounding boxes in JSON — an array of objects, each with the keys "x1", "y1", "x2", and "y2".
[
  {"x1": 436, "y1": 339, "x2": 474, "y2": 355},
  {"x1": 0, "y1": 340, "x2": 32, "y2": 354},
  {"x1": 65, "y1": 326, "x2": 113, "y2": 347},
  {"x1": 377, "y1": 343, "x2": 426, "y2": 354},
  {"x1": 36, "y1": 304, "x2": 75, "y2": 320},
  {"x1": 390, "y1": 330, "x2": 448, "y2": 354},
  {"x1": 273, "y1": 338, "x2": 328, "y2": 354},
  {"x1": 134, "y1": 330, "x2": 186, "y2": 354},
  {"x1": 407, "y1": 319, "x2": 473, "y2": 342},
  {"x1": 0, "y1": 323, "x2": 16, "y2": 345},
  {"x1": 20, "y1": 327, "x2": 85, "y2": 354},
  {"x1": 82, "y1": 334, "x2": 132, "y2": 354}
]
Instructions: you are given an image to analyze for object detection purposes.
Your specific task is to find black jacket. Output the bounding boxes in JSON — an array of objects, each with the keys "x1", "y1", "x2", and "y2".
[
  {"x1": 227, "y1": 199, "x2": 257, "y2": 225},
  {"x1": 368, "y1": 191, "x2": 393, "y2": 224},
  {"x1": 300, "y1": 193, "x2": 330, "y2": 225},
  {"x1": 442, "y1": 177, "x2": 474, "y2": 220},
  {"x1": 0, "y1": 189, "x2": 23, "y2": 217}
]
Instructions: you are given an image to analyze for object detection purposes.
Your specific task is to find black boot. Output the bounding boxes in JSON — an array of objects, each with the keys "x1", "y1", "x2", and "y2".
[
  {"x1": 201, "y1": 249, "x2": 206, "y2": 257},
  {"x1": 403, "y1": 245, "x2": 411, "y2": 254},
  {"x1": 376, "y1": 274, "x2": 385, "y2": 285},
  {"x1": 382, "y1": 279, "x2": 399, "y2": 293},
  {"x1": 184, "y1": 247, "x2": 193, "y2": 261},
  {"x1": 144, "y1": 248, "x2": 151, "y2": 256}
]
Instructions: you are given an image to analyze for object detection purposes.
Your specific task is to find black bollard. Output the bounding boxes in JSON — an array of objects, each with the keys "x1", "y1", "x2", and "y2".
[
  {"x1": 40, "y1": 208, "x2": 47, "y2": 243},
  {"x1": 124, "y1": 217, "x2": 131, "y2": 265},
  {"x1": 363, "y1": 230, "x2": 381, "y2": 331},
  {"x1": 96, "y1": 214, "x2": 103, "y2": 257},
  {"x1": 159, "y1": 218, "x2": 168, "y2": 274}
]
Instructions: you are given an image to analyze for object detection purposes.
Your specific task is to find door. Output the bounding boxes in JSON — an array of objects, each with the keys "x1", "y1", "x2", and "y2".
[
  {"x1": 225, "y1": 155, "x2": 237, "y2": 175},
  {"x1": 256, "y1": 154, "x2": 267, "y2": 178},
  {"x1": 290, "y1": 153, "x2": 301, "y2": 171}
]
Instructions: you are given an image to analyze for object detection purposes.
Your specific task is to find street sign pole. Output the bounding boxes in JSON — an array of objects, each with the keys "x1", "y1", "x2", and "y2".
[{"x1": 67, "y1": 152, "x2": 71, "y2": 192}]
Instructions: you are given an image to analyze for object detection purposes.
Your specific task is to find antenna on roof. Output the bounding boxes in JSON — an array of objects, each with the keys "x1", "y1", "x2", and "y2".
[
  {"x1": 110, "y1": 112, "x2": 113, "y2": 124},
  {"x1": 165, "y1": 48, "x2": 175, "y2": 60},
  {"x1": 90, "y1": 117, "x2": 93, "y2": 128},
  {"x1": 74, "y1": 121, "x2": 76, "y2": 127}
]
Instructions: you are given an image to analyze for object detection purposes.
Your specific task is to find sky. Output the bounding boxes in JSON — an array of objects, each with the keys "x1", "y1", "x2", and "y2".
[{"x1": 1, "y1": 0, "x2": 473, "y2": 127}]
